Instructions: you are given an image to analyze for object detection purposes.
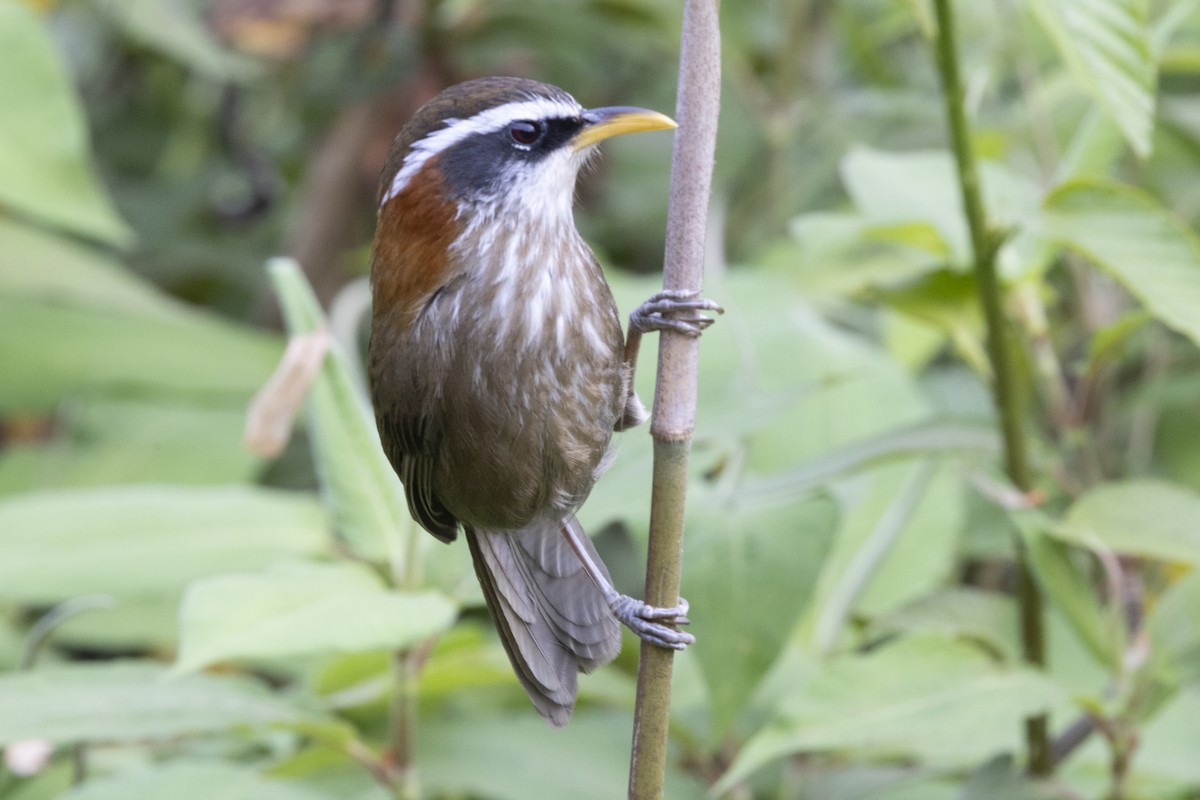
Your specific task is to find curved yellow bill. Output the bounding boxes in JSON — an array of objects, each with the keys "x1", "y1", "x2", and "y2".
[{"x1": 572, "y1": 106, "x2": 677, "y2": 151}]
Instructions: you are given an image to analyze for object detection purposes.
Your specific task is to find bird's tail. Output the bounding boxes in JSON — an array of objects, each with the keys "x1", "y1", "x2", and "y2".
[{"x1": 465, "y1": 516, "x2": 622, "y2": 726}]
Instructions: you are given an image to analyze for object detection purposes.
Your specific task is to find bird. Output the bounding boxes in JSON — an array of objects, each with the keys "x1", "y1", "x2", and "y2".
[{"x1": 367, "y1": 76, "x2": 720, "y2": 725}]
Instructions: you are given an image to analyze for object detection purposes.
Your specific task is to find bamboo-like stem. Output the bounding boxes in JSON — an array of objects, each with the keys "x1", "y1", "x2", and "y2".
[
  {"x1": 627, "y1": 1, "x2": 720, "y2": 798},
  {"x1": 931, "y1": 0, "x2": 1050, "y2": 775}
]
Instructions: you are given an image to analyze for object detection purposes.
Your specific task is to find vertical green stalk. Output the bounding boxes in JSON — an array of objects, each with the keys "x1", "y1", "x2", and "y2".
[
  {"x1": 931, "y1": 0, "x2": 1050, "y2": 775},
  {"x1": 627, "y1": 0, "x2": 721, "y2": 797}
]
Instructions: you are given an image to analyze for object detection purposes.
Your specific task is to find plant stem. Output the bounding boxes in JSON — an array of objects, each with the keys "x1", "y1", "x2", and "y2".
[
  {"x1": 627, "y1": 1, "x2": 720, "y2": 798},
  {"x1": 930, "y1": 0, "x2": 1050, "y2": 776},
  {"x1": 387, "y1": 645, "x2": 425, "y2": 800}
]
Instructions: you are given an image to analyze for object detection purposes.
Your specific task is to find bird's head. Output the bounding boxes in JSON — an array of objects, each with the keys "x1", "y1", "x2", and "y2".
[
  {"x1": 377, "y1": 76, "x2": 676, "y2": 225},
  {"x1": 370, "y1": 77, "x2": 674, "y2": 325}
]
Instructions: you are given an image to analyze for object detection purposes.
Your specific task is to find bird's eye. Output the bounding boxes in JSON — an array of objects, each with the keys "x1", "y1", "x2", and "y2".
[{"x1": 509, "y1": 121, "x2": 542, "y2": 147}]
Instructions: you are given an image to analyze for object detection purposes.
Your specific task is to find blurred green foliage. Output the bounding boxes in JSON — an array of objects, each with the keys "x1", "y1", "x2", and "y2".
[{"x1": 3, "y1": 0, "x2": 1200, "y2": 798}]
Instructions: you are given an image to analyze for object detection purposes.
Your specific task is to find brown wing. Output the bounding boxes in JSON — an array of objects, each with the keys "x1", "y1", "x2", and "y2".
[{"x1": 375, "y1": 409, "x2": 459, "y2": 543}]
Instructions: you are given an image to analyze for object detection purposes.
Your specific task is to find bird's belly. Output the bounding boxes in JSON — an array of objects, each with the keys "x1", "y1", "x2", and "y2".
[{"x1": 430, "y1": 303, "x2": 625, "y2": 530}]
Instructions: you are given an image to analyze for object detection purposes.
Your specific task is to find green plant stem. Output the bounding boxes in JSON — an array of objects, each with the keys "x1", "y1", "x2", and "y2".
[
  {"x1": 387, "y1": 647, "x2": 422, "y2": 800},
  {"x1": 931, "y1": 0, "x2": 1050, "y2": 776},
  {"x1": 627, "y1": 0, "x2": 720, "y2": 797}
]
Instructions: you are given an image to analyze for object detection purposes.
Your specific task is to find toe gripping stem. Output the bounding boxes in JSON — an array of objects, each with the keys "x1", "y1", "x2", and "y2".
[{"x1": 606, "y1": 589, "x2": 695, "y2": 650}]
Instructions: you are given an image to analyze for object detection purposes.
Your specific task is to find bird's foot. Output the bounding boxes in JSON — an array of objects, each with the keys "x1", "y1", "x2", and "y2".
[
  {"x1": 608, "y1": 593, "x2": 695, "y2": 650},
  {"x1": 630, "y1": 289, "x2": 723, "y2": 337}
]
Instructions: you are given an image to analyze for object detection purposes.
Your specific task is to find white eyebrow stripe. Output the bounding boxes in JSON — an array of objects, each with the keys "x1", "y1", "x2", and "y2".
[{"x1": 380, "y1": 95, "x2": 583, "y2": 207}]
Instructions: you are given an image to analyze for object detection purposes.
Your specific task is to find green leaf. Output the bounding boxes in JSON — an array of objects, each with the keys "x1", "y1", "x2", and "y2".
[
  {"x1": 0, "y1": 399, "x2": 261, "y2": 495},
  {"x1": 1029, "y1": 0, "x2": 1156, "y2": 157},
  {"x1": 1147, "y1": 571, "x2": 1200, "y2": 686},
  {"x1": 268, "y1": 259, "x2": 410, "y2": 564},
  {"x1": 1016, "y1": 512, "x2": 1121, "y2": 667},
  {"x1": 716, "y1": 635, "x2": 1067, "y2": 792},
  {"x1": 0, "y1": 0, "x2": 131, "y2": 244},
  {"x1": 803, "y1": 460, "x2": 966, "y2": 649},
  {"x1": 1132, "y1": 686, "x2": 1200, "y2": 783},
  {"x1": 872, "y1": 269, "x2": 988, "y2": 374},
  {"x1": 0, "y1": 485, "x2": 329, "y2": 604},
  {"x1": 0, "y1": 300, "x2": 282, "y2": 414},
  {"x1": 60, "y1": 762, "x2": 329, "y2": 800},
  {"x1": 959, "y1": 756, "x2": 1064, "y2": 800},
  {"x1": 174, "y1": 561, "x2": 457, "y2": 673},
  {"x1": 94, "y1": 0, "x2": 264, "y2": 82},
  {"x1": 684, "y1": 491, "x2": 839, "y2": 740},
  {"x1": 0, "y1": 662, "x2": 310, "y2": 746},
  {"x1": 875, "y1": 588, "x2": 1020, "y2": 662},
  {"x1": 839, "y1": 147, "x2": 1040, "y2": 268},
  {"x1": 418, "y1": 711, "x2": 707, "y2": 800},
  {"x1": 1054, "y1": 479, "x2": 1200, "y2": 564},
  {"x1": 0, "y1": 218, "x2": 158, "y2": 311},
  {"x1": 1042, "y1": 179, "x2": 1200, "y2": 348}
]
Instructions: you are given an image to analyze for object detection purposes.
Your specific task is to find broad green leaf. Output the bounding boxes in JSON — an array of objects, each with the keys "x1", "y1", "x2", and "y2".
[
  {"x1": 767, "y1": 211, "x2": 941, "y2": 298},
  {"x1": 593, "y1": 269, "x2": 935, "y2": 533},
  {"x1": 784, "y1": 766, "x2": 959, "y2": 800},
  {"x1": 1016, "y1": 511, "x2": 1122, "y2": 667},
  {"x1": 1147, "y1": 571, "x2": 1200, "y2": 686},
  {"x1": 1132, "y1": 686, "x2": 1200, "y2": 783},
  {"x1": 94, "y1": 0, "x2": 263, "y2": 82},
  {"x1": 875, "y1": 588, "x2": 1020, "y2": 662},
  {"x1": 1054, "y1": 479, "x2": 1200, "y2": 564},
  {"x1": 0, "y1": 662, "x2": 310, "y2": 746},
  {"x1": 174, "y1": 561, "x2": 457, "y2": 672},
  {"x1": 0, "y1": 0, "x2": 131, "y2": 244},
  {"x1": 418, "y1": 711, "x2": 707, "y2": 800},
  {"x1": 1030, "y1": 0, "x2": 1156, "y2": 157},
  {"x1": 1057, "y1": 108, "x2": 1127, "y2": 183},
  {"x1": 0, "y1": 485, "x2": 329, "y2": 604},
  {"x1": 684, "y1": 490, "x2": 839, "y2": 741},
  {"x1": 1042, "y1": 179, "x2": 1200, "y2": 348},
  {"x1": 872, "y1": 269, "x2": 988, "y2": 374},
  {"x1": 959, "y1": 756, "x2": 1064, "y2": 800},
  {"x1": 0, "y1": 218, "x2": 160, "y2": 312},
  {"x1": 803, "y1": 460, "x2": 965, "y2": 650},
  {"x1": 716, "y1": 635, "x2": 1067, "y2": 791},
  {"x1": 839, "y1": 147, "x2": 1041, "y2": 268},
  {"x1": 742, "y1": 418, "x2": 997, "y2": 506},
  {"x1": 53, "y1": 594, "x2": 182, "y2": 651},
  {"x1": 0, "y1": 399, "x2": 260, "y2": 495},
  {"x1": 268, "y1": 259, "x2": 409, "y2": 565},
  {"x1": 0, "y1": 297, "x2": 282, "y2": 413},
  {"x1": 61, "y1": 762, "x2": 328, "y2": 800}
]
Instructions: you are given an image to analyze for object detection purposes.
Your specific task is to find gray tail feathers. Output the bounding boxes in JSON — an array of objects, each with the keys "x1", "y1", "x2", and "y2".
[{"x1": 465, "y1": 516, "x2": 622, "y2": 726}]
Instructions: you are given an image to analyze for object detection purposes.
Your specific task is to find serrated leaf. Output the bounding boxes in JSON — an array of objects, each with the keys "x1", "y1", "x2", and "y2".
[
  {"x1": 268, "y1": 259, "x2": 409, "y2": 564},
  {"x1": 0, "y1": 0, "x2": 131, "y2": 244},
  {"x1": 1030, "y1": 0, "x2": 1156, "y2": 156},
  {"x1": 174, "y1": 561, "x2": 457, "y2": 672},
  {"x1": 0, "y1": 485, "x2": 329, "y2": 604},
  {"x1": 1042, "y1": 179, "x2": 1200, "y2": 348},
  {"x1": 1054, "y1": 479, "x2": 1200, "y2": 564},
  {"x1": 0, "y1": 662, "x2": 310, "y2": 746}
]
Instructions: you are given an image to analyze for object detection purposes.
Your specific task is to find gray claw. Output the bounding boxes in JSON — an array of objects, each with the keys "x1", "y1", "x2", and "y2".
[
  {"x1": 609, "y1": 594, "x2": 695, "y2": 650},
  {"x1": 631, "y1": 290, "x2": 724, "y2": 337}
]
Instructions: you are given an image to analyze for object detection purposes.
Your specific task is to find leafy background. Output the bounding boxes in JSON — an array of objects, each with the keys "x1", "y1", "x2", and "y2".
[{"x1": 2, "y1": 0, "x2": 1200, "y2": 798}]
